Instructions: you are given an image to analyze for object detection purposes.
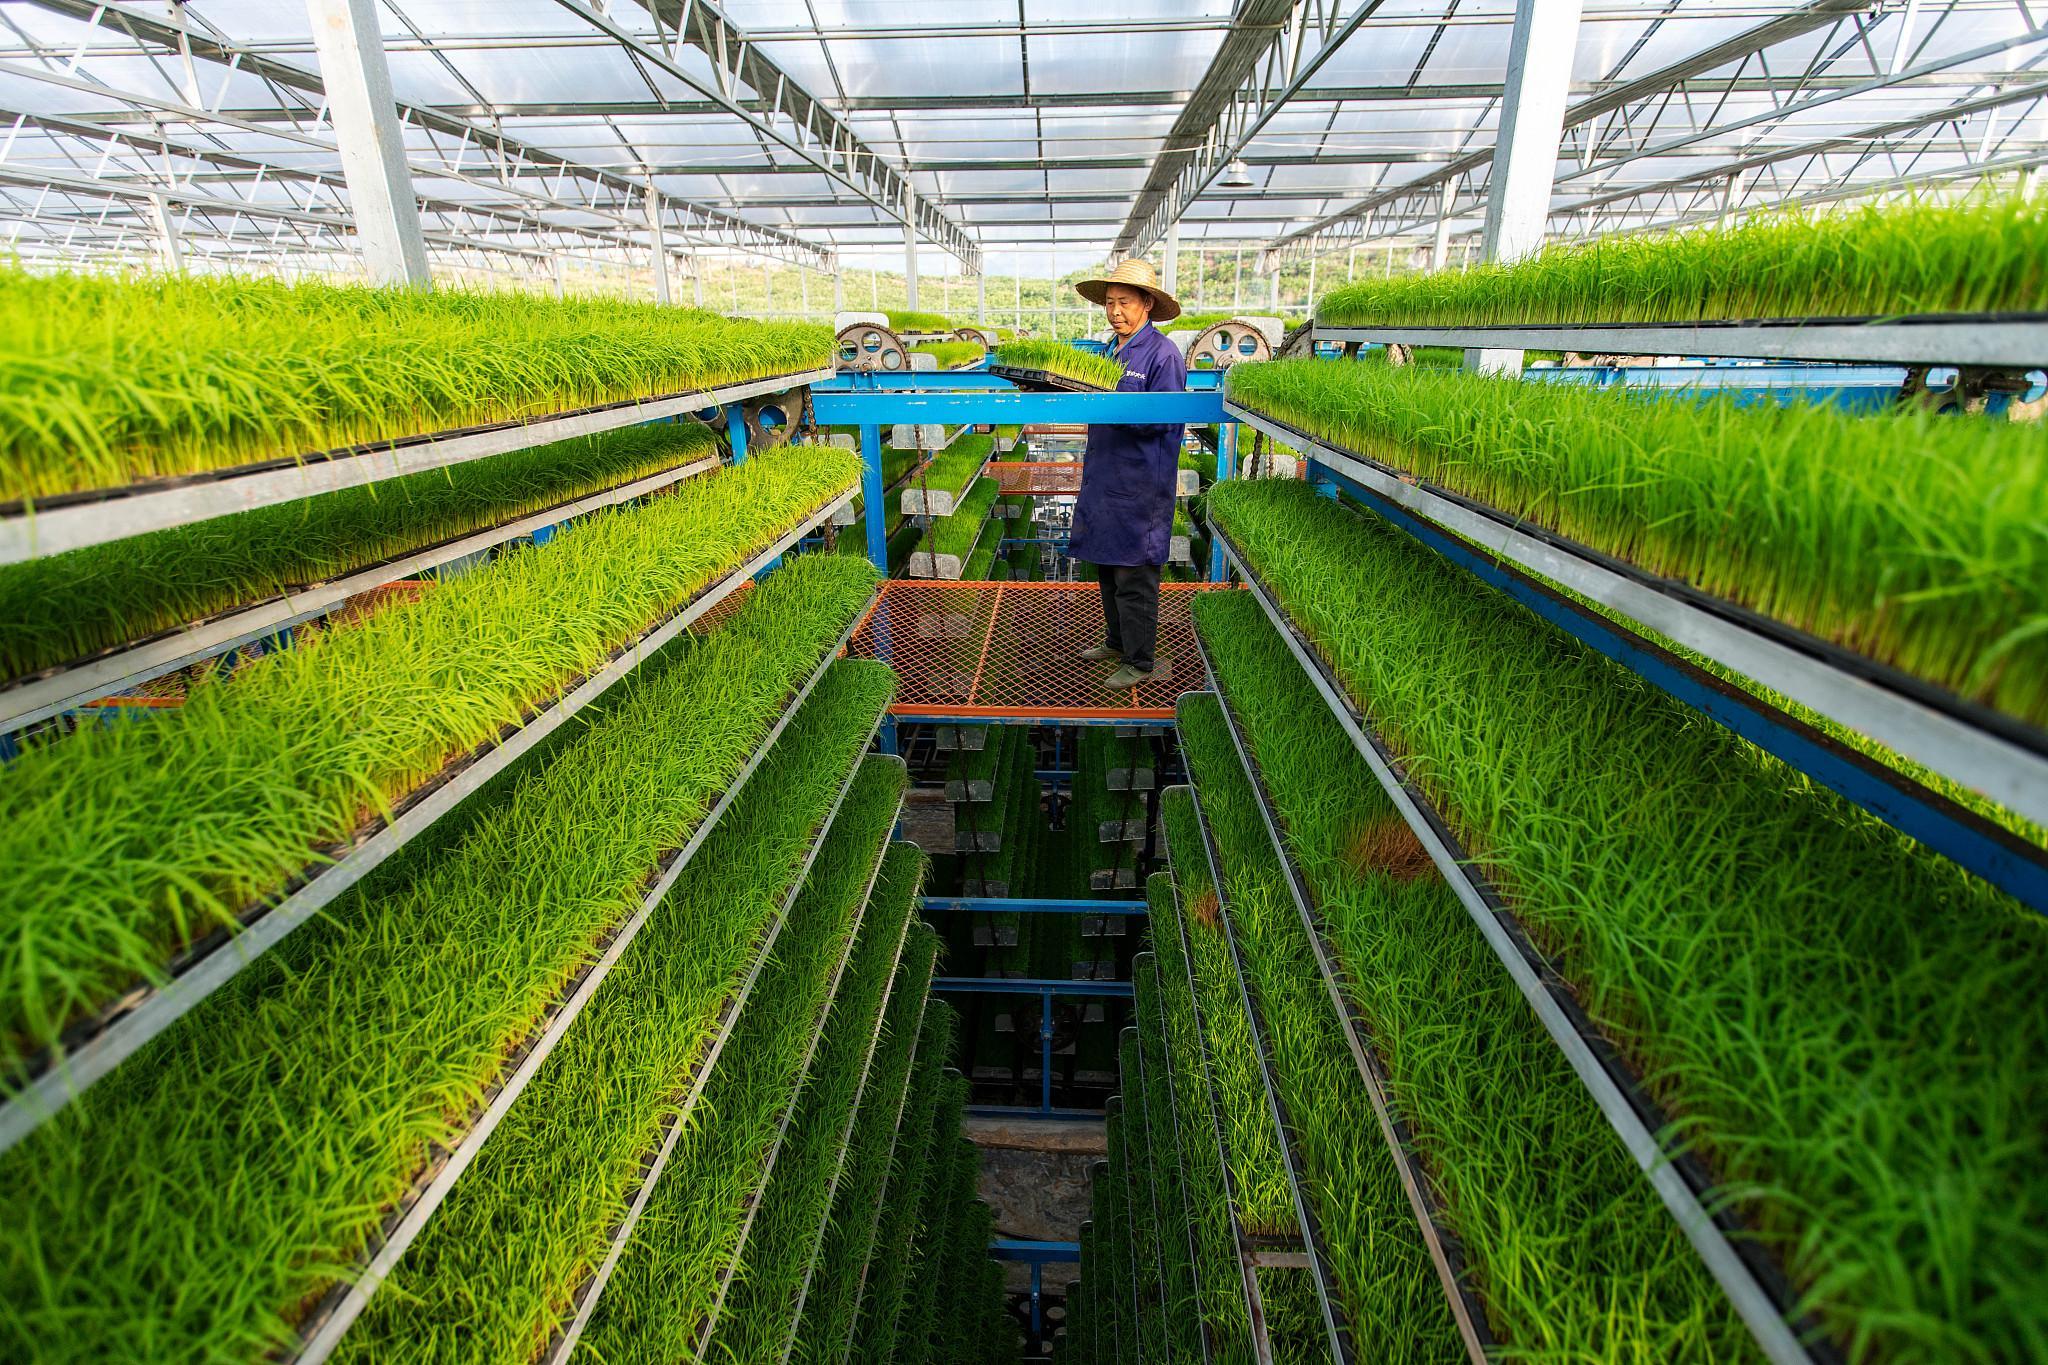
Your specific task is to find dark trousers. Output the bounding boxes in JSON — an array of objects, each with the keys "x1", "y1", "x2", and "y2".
[{"x1": 1096, "y1": 563, "x2": 1162, "y2": 672}]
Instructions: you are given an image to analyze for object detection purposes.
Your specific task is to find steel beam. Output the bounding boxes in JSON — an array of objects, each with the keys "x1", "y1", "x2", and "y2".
[{"x1": 303, "y1": 0, "x2": 430, "y2": 286}]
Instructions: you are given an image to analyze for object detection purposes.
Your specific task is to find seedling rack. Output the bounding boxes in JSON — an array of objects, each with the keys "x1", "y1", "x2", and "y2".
[
  {"x1": 1190, "y1": 638, "x2": 1496, "y2": 1363},
  {"x1": 0, "y1": 367, "x2": 834, "y2": 565},
  {"x1": 0, "y1": 454, "x2": 722, "y2": 733},
  {"x1": 1134, "y1": 952, "x2": 1216, "y2": 1365},
  {"x1": 1225, "y1": 400, "x2": 2048, "y2": 905},
  {"x1": 1210, "y1": 531, "x2": 1829, "y2": 1365},
  {"x1": 0, "y1": 492, "x2": 859, "y2": 1155},
  {"x1": 285, "y1": 661, "x2": 887, "y2": 1364}
]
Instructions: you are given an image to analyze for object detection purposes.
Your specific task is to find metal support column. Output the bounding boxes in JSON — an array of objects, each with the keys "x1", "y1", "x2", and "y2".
[
  {"x1": 146, "y1": 192, "x2": 182, "y2": 273},
  {"x1": 832, "y1": 253, "x2": 844, "y2": 313},
  {"x1": 725, "y1": 404, "x2": 748, "y2": 464},
  {"x1": 860, "y1": 422, "x2": 887, "y2": 571},
  {"x1": 1209, "y1": 422, "x2": 1236, "y2": 582},
  {"x1": 904, "y1": 189, "x2": 921, "y2": 310},
  {"x1": 1470, "y1": 0, "x2": 1583, "y2": 372},
  {"x1": 1431, "y1": 180, "x2": 1455, "y2": 270},
  {"x1": 305, "y1": 0, "x2": 430, "y2": 287},
  {"x1": 646, "y1": 187, "x2": 671, "y2": 305},
  {"x1": 1039, "y1": 987, "x2": 1056, "y2": 1114},
  {"x1": 1161, "y1": 219, "x2": 1180, "y2": 297},
  {"x1": 977, "y1": 271, "x2": 988, "y2": 325}
]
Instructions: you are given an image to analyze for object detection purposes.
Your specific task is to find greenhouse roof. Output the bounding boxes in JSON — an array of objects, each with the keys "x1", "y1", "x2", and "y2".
[{"x1": 0, "y1": 0, "x2": 2041, "y2": 279}]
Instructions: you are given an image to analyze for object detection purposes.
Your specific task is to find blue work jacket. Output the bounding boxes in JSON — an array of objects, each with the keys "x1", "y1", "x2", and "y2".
[{"x1": 1070, "y1": 322, "x2": 1187, "y2": 567}]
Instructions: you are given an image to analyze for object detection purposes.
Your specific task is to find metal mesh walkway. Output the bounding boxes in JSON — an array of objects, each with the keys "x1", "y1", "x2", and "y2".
[
  {"x1": 987, "y1": 462, "x2": 1084, "y2": 496},
  {"x1": 846, "y1": 580, "x2": 1230, "y2": 721}
]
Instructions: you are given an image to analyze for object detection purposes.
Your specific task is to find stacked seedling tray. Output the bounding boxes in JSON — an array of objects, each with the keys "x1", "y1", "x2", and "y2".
[
  {"x1": 1203, "y1": 470, "x2": 2048, "y2": 1362},
  {"x1": 989, "y1": 341, "x2": 1125, "y2": 392}
]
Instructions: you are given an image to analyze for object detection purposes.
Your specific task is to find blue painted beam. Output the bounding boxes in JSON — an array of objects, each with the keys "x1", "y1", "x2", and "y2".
[
  {"x1": 931, "y1": 976, "x2": 1134, "y2": 998},
  {"x1": 811, "y1": 388, "x2": 1226, "y2": 425},
  {"x1": 991, "y1": 1239, "x2": 1083, "y2": 1262},
  {"x1": 920, "y1": 896, "x2": 1146, "y2": 915}
]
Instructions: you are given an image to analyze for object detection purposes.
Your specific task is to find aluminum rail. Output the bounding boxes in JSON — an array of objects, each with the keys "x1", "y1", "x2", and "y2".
[
  {"x1": 0, "y1": 489, "x2": 858, "y2": 1156},
  {"x1": 1158, "y1": 809, "x2": 1286, "y2": 1365},
  {"x1": 538, "y1": 747, "x2": 896, "y2": 1365},
  {"x1": 1183, "y1": 773, "x2": 1358, "y2": 1365},
  {"x1": 285, "y1": 623, "x2": 883, "y2": 1363},
  {"x1": 778, "y1": 941, "x2": 936, "y2": 1365},
  {"x1": 1122, "y1": 1023, "x2": 1175, "y2": 1362},
  {"x1": 1189, "y1": 644, "x2": 1495, "y2": 1363},
  {"x1": 818, "y1": 976, "x2": 941, "y2": 1365},
  {"x1": 1134, "y1": 951, "x2": 1217, "y2": 1365},
  {"x1": 1228, "y1": 400, "x2": 2048, "y2": 853},
  {"x1": 1209, "y1": 530, "x2": 1827, "y2": 1365},
  {"x1": 0, "y1": 367, "x2": 833, "y2": 564},
  {"x1": 0, "y1": 455, "x2": 721, "y2": 734},
  {"x1": 1309, "y1": 317, "x2": 2048, "y2": 368},
  {"x1": 683, "y1": 812, "x2": 901, "y2": 1362}
]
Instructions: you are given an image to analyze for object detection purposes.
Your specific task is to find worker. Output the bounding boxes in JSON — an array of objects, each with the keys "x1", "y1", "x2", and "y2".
[{"x1": 1069, "y1": 259, "x2": 1186, "y2": 690}]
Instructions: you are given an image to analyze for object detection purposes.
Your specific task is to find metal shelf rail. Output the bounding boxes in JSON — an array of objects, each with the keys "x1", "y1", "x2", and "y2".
[
  {"x1": 783, "y1": 942, "x2": 936, "y2": 1363},
  {"x1": 1134, "y1": 950, "x2": 1217, "y2": 1365},
  {"x1": 1182, "y1": 773, "x2": 1357, "y2": 1365},
  {"x1": 0, "y1": 454, "x2": 722, "y2": 734},
  {"x1": 1157, "y1": 815, "x2": 1303, "y2": 1365},
  {"x1": 0, "y1": 367, "x2": 833, "y2": 565},
  {"x1": 1311, "y1": 314, "x2": 2048, "y2": 368},
  {"x1": 1225, "y1": 403, "x2": 2048, "y2": 914},
  {"x1": 0, "y1": 489, "x2": 861, "y2": 1156},
  {"x1": 1211, "y1": 532, "x2": 1829, "y2": 1365},
  {"x1": 286, "y1": 698, "x2": 889, "y2": 1365},
  {"x1": 1188, "y1": 645, "x2": 1495, "y2": 1365},
  {"x1": 673, "y1": 814, "x2": 901, "y2": 1365}
]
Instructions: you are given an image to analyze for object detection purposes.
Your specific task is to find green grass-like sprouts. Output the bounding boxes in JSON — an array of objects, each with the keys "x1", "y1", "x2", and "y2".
[
  {"x1": 0, "y1": 445, "x2": 861, "y2": 1077},
  {"x1": 911, "y1": 340, "x2": 985, "y2": 369},
  {"x1": 991, "y1": 341, "x2": 1126, "y2": 391},
  {"x1": 0, "y1": 421, "x2": 718, "y2": 684},
  {"x1": 1315, "y1": 196, "x2": 2048, "y2": 327},
  {"x1": 1226, "y1": 358, "x2": 2048, "y2": 730},
  {"x1": 0, "y1": 269, "x2": 833, "y2": 502},
  {"x1": 1210, "y1": 477, "x2": 2048, "y2": 1361},
  {"x1": 885, "y1": 309, "x2": 954, "y2": 333},
  {"x1": 1192, "y1": 589, "x2": 1750, "y2": 1358},
  {"x1": 0, "y1": 556, "x2": 883, "y2": 1361}
]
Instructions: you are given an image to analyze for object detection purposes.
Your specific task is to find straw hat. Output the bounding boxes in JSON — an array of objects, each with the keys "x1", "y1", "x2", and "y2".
[{"x1": 1074, "y1": 258, "x2": 1182, "y2": 324}]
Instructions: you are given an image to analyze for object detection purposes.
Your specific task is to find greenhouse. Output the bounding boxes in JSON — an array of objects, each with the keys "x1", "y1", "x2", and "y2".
[{"x1": 0, "y1": 1, "x2": 2044, "y2": 1362}]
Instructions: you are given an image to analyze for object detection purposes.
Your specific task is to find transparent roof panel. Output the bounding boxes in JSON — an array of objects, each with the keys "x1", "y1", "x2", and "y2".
[{"x1": 0, "y1": 0, "x2": 2030, "y2": 270}]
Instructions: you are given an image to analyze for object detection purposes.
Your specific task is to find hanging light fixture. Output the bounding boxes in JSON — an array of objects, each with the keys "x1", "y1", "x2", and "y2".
[{"x1": 1221, "y1": 158, "x2": 1254, "y2": 188}]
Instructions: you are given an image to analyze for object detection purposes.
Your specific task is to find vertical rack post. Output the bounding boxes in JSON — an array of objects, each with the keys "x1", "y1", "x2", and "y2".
[
  {"x1": 860, "y1": 422, "x2": 887, "y2": 571},
  {"x1": 725, "y1": 405, "x2": 749, "y2": 464},
  {"x1": 1209, "y1": 422, "x2": 1237, "y2": 582},
  {"x1": 1039, "y1": 985, "x2": 1057, "y2": 1115}
]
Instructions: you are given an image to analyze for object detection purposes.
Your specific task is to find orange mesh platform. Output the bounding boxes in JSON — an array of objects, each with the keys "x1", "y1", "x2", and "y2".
[
  {"x1": 987, "y1": 462, "x2": 1084, "y2": 496},
  {"x1": 846, "y1": 580, "x2": 1232, "y2": 720}
]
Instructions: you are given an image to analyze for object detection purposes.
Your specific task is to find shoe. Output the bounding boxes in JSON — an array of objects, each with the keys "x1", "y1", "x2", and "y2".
[
  {"x1": 1079, "y1": 644, "x2": 1121, "y2": 662},
  {"x1": 1104, "y1": 663, "x2": 1150, "y2": 689}
]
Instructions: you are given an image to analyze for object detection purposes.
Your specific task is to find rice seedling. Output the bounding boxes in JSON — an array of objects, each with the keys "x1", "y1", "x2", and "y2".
[
  {"x1": 1191, "y1": 588, "x2": 1754, "y2": 1360},
  {"x1": 1260, "y1": 1267, "x2": 1340, "y2": 1365},
  {"x1": 1100, "y1": 1112, "x2": 1134, "y2": 1360},
  {"x1": 1209, "y1": 476, "x2": 2048, "y2": 1361},
  {"x1": 0, "y1": 445, "x2": 861, "y2": 1082},
  {"x1": 709, "y1": 842, "x2": 928, "y2": 1364},
  {"x1": 786, "y1": 926, "x2": 942, "y2": 1365},
  {"x1": 990, "y1": 341, "x2": 1126, "y2": 391},
  {"x1": 851, "y1": 1064, "x2": 967, "y2": 1361},
  {"x1": 1224, "y1": 358, "x2": 2048, "y2": 730},
  {"x1": 1181, "y1": 690, "x2": 1495, "y2": 1362},
  {"x1": 962, "y1": 518, "x2": 1005, "y2": 579},
  {"x1": 0, "y1": 269, "x2": 832, "y2": 504},
  {"x1": 921, "y1": 477, "x2": 1001, "y2": 563},
  {"x1": 1315, "y1": 195, "x2": 2048, "y2": 327},
  {"x1": 886, "y1": 309, "x2": 954, "y2": 333},
  {"x1": 1138, "y1": 876, "x2": 1269, "y2": 1363},
  {"x1": 1171, "y1": 312, "x2": 1305, "y2": 335},
  {"x1": 868, "y1": 1079, "x2": 976, "y2": 1364},
  {"x1": 903, "y1": 433, "x2": 996, "y2": 507},
  {"x1": 1116, "y1": 1029, "x2": 1172, "y2": 1361},
  {"x1": 0, "y1": 562, "x2": 884, "y2": 1362},
  {"x1": 575, "y1": 754, "x2": 906, "y2": 1362},
  {"x1": 0, "y1": 421, "x2": 717, "y2": 687},
  {"x1": 1160, "y1": 786, "x2": 1298, "y2": 1238},
  {"x1": 332, "y1": 655, "x2": 895, "y2": 1363},
  {"x1": 912, "y1": 341, "x2": 985, "y2": 369},
  {"x1": 1131, "y1": 955, "x2": 1207, "y2": 1362}
]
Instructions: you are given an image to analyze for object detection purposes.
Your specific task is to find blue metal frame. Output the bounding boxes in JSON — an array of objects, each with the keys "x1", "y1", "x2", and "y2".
[
  {"x1": 1305, "y1": 457, "x2": 2048, "y2": 915},
  {"x1": 992, "y1": 1237, "x2": 1084, "y2": 1338},
  {"x1": 813, "y1": 386, "x2": 1226, "y2": 426},
  {"x1": 920, "y1": 896, "x2": 1146, "y2": 915}
]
